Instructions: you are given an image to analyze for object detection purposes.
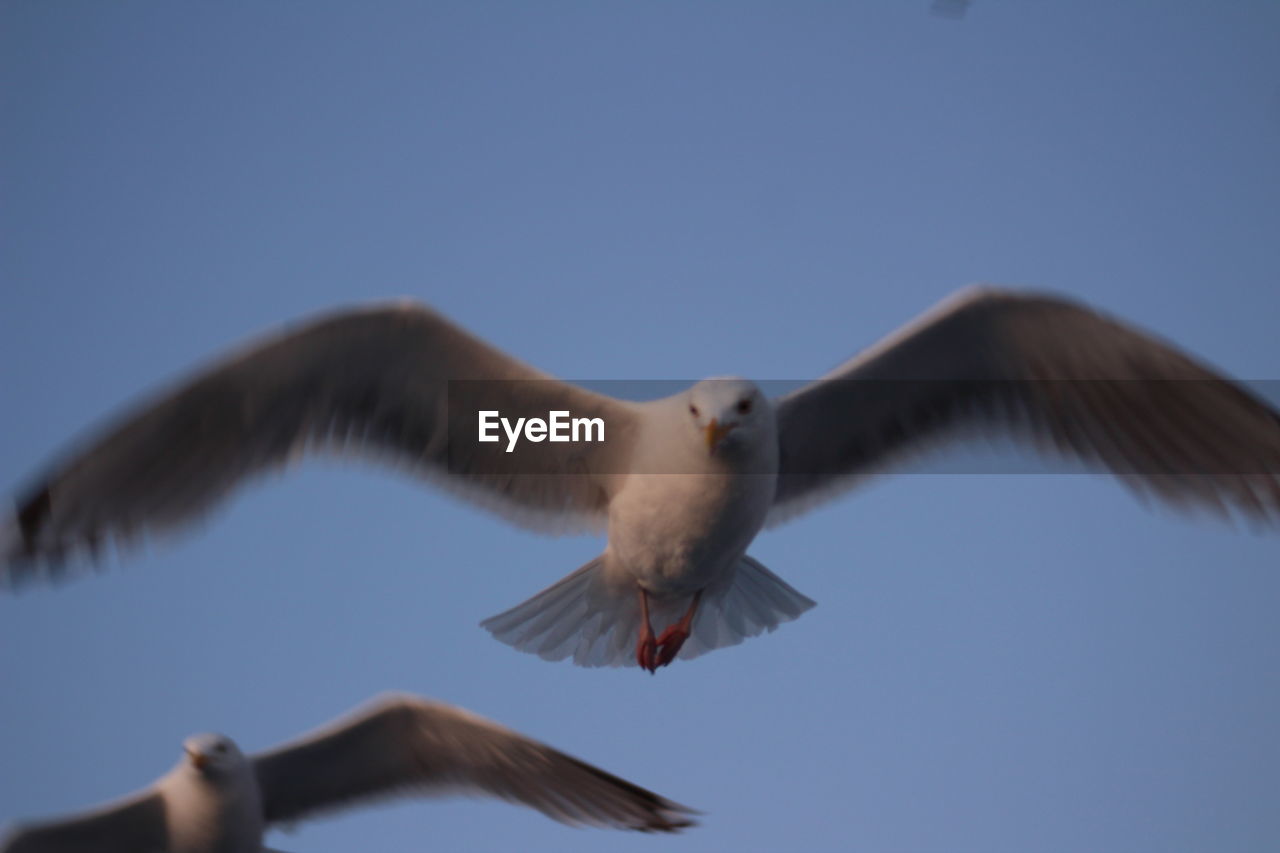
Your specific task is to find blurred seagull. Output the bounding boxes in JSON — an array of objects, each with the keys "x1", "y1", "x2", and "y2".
[
  {"x1": 4, "y1": 287, "x2": 1280, "y2": 672},
  {"x1": 0, "y1": 693, "x2": 697, "y2": 852}
]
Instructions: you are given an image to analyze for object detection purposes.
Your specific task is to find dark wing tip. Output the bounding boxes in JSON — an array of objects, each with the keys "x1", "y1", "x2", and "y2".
[
  {"x1": 14, "y1": 486, "x2": 52, "y2": 559},
  {"x1": 3, "y1": 486, "x2": 86, "y2": 590},
  {"x1": 1, "y1": 506, "x2": 41, "y2": 592},
  {"x1": 564, "y1": 754, "x2": 701, "y2": 833}
]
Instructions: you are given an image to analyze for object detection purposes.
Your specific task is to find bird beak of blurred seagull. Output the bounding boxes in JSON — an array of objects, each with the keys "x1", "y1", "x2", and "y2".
[
  {"x1": 185, "y1": 746, "x2": 208, "y2": 770},
  {"x1": 705, "y1": 419, "x2": 734, "y2": 451}
]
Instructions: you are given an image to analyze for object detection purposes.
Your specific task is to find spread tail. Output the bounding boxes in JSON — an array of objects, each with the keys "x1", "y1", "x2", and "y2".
[
  {"x1": 681, "y1": 555, "x2": 816, "y2": 659},
  {"x1": 481, "y1": 554, "x2": 815, "y2": 668}
]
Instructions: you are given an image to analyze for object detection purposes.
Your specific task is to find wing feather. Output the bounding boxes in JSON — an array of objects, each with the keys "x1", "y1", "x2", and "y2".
[
  {"x1": 770, "y1": 287, "x2": 1280, "y2": 524},
  {"x1": 252, "y1": 693, "x2": 696, "y2": 833},
  {"x1": 0, "y1": 791, "x2": 167, "y2": 853},
  {"x1": 3, "y1": 303, "x2": 637, "y2": 584}
]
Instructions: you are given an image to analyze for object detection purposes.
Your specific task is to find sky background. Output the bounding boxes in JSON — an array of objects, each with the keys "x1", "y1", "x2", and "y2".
[{"x1": 2, "y1": 2, "x2": 1279, "y2": 851}]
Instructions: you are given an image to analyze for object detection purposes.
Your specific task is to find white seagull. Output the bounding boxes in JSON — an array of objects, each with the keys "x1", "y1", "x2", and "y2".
[
  {"x1": 0, "y1": 693, "x2": 697, "y2": 852},
  {"x1": 4, "y1": 287, "x2": 1279, "y2": 672}
]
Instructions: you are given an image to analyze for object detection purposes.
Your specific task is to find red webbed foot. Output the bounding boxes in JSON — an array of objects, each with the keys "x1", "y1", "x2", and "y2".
[
  {"x1": 654, "y1": 623, "x2": 690, "y2": 668},
  {"x1": 635, "y1": 587, "x2": 659, "y2": 674},
  {"x1": 635, "y1": 628, "x2": 659, "y2": 674}
]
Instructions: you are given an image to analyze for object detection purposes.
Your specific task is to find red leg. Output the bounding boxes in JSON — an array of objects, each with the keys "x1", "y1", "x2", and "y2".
[
  {"x1": 635, "y1": 586, "x2": 658, "y2": 674},
  {"x1": 655, "y1": 590, "x2": 703, "y2": 668}
]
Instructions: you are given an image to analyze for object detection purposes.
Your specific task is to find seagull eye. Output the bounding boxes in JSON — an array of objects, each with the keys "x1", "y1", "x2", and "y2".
[
  {"x1": 736, "y1": 399, "x2": 753, "y2": 415},
  {"x1": 689, "y1": 405, "x2": 699, "y2": 417},
  {"x1": 214, "y1": 744, "x2": 226, "y2": 754}
]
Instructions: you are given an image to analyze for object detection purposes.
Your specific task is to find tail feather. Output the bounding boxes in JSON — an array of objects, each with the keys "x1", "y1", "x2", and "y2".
[
  {"x1": 682, "y1": 555, "x2": 815, "y2": 659},
  {"x1": 482, "y1": 554, "x2": 815, "y2": 668},
  {"x1": 482, "y1": 556, "x2": 640, "y2": 666}
]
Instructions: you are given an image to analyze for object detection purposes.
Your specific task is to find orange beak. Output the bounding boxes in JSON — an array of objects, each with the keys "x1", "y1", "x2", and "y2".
[
  {"x1": 704, "y1": 419, "x2": 734, "y2": 451},
  {"x1": 186, "y1": 748, "x2": 209, "y2": 770}
]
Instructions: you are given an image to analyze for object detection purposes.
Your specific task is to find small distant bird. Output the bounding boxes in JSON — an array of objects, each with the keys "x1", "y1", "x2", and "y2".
[
  {"x1": 0, "y1": 693, "x2": 697, "y2": 852},
  {"x1": 4, "y1": 287, "x2": 1280, "y2": 672}
]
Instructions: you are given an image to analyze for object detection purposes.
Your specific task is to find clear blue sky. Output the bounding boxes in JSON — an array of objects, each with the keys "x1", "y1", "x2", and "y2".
[{"x1": 2, "y1": 3, "x2": 1278, "y2": 851}]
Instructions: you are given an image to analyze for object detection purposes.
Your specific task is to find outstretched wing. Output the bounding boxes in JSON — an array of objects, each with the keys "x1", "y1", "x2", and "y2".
[
  {"x1": 0, "y1": 791, "x2": 167, "y2": 853},
  {"x1": 252, "y1": 693, "x2": 697, "y2": 833},
  {"x1": 3, "y1": 303, "x2": 637, "y2": 585},
  {"x1": 771, "y1": 287, "x2": 1280, "y2": 524}
]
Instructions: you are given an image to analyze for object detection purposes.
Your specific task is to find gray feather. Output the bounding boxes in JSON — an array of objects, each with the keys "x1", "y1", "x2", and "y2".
[
  {"x1": 771, "y1": 287, "x2": 1280, "y2": 524},
  {"x1": 3, "y1": 303, "x2": 637, "y2": 585},
  {"x1": 252, "y1": 693, "x2": 697, "y2": 833}
]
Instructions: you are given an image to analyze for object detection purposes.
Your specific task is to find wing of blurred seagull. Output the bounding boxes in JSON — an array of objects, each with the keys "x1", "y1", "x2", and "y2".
[
  {"x1": 0, "y1": 791, "x2": 167, "y2": 853},
  {"x1": 770, "y1": 287, "x2": 1280, "y2": 525},
  {"x1": 250, "y1": 693, "x2": 697, "y2": 832},
  {"x1": 2, "y1": 303, "x2": 638, "y2": 583}
]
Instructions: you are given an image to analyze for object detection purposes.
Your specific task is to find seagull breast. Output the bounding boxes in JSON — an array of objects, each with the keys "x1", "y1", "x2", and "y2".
[{"x1": 605, "y1": 395, "x2": 778, "y2": 595}]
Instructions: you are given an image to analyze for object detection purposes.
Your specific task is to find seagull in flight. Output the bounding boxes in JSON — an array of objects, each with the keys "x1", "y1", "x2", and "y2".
[
  {"x1": 4, "y1": 287, "x2": 1279, "y2": 672},
  {"x1": 0, "y1": 692, "x2": 697, "y2": 852}
]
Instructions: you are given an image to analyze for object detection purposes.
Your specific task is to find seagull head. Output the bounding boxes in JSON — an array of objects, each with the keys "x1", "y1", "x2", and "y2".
[
  {"x1": 182, "y1": 733, "x2": 245, "y2": 778},
  {"x1": 685, "y1": 377, "x2": 769, "y2": 455}
]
